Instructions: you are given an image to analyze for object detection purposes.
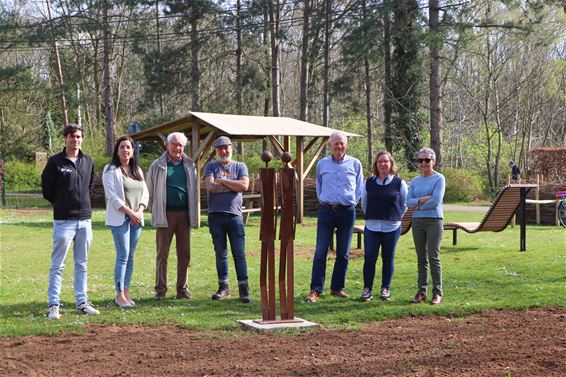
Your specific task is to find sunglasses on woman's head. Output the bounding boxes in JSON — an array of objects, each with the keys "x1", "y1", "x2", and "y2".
[{"x1": 418, "y1": 158, "x2": 432, "y2": 163}]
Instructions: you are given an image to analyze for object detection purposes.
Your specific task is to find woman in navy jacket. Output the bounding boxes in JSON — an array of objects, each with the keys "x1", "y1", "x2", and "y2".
[{"x1": 360, "y1": 151, "x2": 407, "y2": 302}]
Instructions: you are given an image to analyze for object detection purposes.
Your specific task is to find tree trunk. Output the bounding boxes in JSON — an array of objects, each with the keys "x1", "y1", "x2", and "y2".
[
  {"x1": 45, "y1": 0, "x2": 69, "y2": 127},
  {"x1": 263, "y1": 2, "x2": 271, "y2": 151},
  {"x1": 235, "y1": 0, "x2": 244, "y2": 154},
  {"x1": 268, "y1": 0, "x2": 281, "y2": 117},
  {"x1": 362, "y1": 0, "x2": 373, "y2": 168},
  {"x1": 429, "y1": 0, "x2": 442, "y2": 167},
  {"x1": 383, "y1": 0, "x2": 393, "y2": 152},
  {"x1": 235, "y1": 0, "x2": 243, "y2": 114},
  {"x1": 322, "y1": 0, "x2": 331, "y2": 127},
  {"x1": 103, "y1": 0, "x2": 114, "y2": 156},
  {"x1": 299, "y1": 0, "x2": 311, "y2": 121},
  {"x1": 156, "y1": 0, "x2": 164, "y2": 118},
  {"x1": 190, "y1": 12, "x2": 201, "y2": 111}
]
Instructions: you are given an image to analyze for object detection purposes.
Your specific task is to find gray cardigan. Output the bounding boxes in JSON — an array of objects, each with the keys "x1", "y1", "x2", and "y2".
[{"x1": 146, "y1": 152, "x2": 198, "y2": 228}]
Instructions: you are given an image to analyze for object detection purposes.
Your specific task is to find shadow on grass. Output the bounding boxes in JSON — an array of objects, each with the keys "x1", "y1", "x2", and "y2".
[
  {"x1": 3, "y1": 220, "x2": 108, "y2": 230},
  {"x1": 1, "y1": 294, "x2": 435, "y2": 325},
  {"x1": 443, "y1": 246, "x2": 481, "y2": 253}
]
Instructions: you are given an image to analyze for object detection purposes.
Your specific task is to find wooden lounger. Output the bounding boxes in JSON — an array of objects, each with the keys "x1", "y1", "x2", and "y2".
[{"x1": 402, "y1": 184, "x2": 537, "y2": 251}]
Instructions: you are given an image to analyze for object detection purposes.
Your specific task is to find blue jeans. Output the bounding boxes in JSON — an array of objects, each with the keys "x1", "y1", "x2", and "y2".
[
  {"x1": 208, "y1": 213, "x2": 248, "y2": 284},
  {"x1": 110, "y1": 217, "x2": 142, "y2": 292},
  {"x1": 310, "y1": 205, "x2": 356, "y2": 293},
  {"x1": 48, "y1": 219, "x2": 92, "y2": 307},
  {"x1": 363, "y1": 226, "x2": 401, "y2": 292}
]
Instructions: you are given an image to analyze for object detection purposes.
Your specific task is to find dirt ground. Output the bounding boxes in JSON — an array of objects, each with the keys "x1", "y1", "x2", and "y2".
[{"x1": 1, "y1": 307, "x2": 565, "y2": 377}]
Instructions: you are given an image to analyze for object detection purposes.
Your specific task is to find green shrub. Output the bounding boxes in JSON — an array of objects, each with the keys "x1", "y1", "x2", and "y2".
[
  {"x1": 4, "y1": 160, "x2": 41, "y2": 192},
  {"x1": 90, "y1": 153, "x2": 158, "y2": 174},
  {"x1": 239, "y1": 153, "x2": 283, "y2": 174},
  {"x1": 398, "y1": 169, "x2": 420, "y2": 182},
  {"x1": 442, "y1": 168, "x2": 484, "y2": 202}
]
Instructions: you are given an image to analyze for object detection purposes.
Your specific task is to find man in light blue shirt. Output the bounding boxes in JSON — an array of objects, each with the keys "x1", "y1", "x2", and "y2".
[{"x1": 305, "y1": 131, "x2": 363, "y2": 302}]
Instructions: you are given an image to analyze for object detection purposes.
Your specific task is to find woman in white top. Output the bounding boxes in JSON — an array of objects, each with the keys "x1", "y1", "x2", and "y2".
[{"x1": 102, "y1": 136, "x2": 148, "y2": 308}]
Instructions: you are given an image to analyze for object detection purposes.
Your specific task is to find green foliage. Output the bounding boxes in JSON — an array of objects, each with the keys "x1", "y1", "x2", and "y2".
[
  {"x1": 238, "y1": 153, "x2": 283, "y2": 174},
  {"x1": 442, "y1": 168, "x2": 484, "y2": 202},
  {"x1": 3, "y1": 160, "x2": 41, "y2": 192},
  {"x1": 399, "y1": 169, "x2": 420, "y2": 183}
]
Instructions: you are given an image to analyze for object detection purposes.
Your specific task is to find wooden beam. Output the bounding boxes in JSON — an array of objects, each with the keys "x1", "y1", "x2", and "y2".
[
  {"x1": 267, "y1": 135, "x2": 285, "y2": 157},
  {"x1": 283, "y1": 136, "x2": 291, "y2": 151},
  {"x1": 155, "y1": 133, "x2": 167, "y2": 150},
  {"x1": 303, "y1": 136, "x2": 320, "y2": 155},
  {"x1": 303, "y1": 137, "x2": 328, "y2": 180},
  {"x1": 191, "y1": 130, "x2": 216, "y2": 162},
  {"x1": 291, "y1": 136, "x2": 319, "y2": 167}
]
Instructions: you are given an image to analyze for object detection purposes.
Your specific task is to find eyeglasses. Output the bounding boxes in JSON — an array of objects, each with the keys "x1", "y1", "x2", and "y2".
[{"x1": 418, "y1": 158, "x2": 433, "y2": 163}]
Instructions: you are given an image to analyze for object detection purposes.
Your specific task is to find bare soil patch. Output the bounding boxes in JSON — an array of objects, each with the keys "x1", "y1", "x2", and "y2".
[{"x1": 1, "y1": 307, "x2": 565, "y2": 376}]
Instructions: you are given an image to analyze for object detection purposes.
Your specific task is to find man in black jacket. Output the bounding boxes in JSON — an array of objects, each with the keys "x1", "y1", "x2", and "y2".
[{"x1": 41, "y1": 124, "x2": 99, "y2": 319}]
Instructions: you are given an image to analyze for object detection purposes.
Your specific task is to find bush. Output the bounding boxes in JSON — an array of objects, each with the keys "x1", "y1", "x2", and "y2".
[
  {"x1": 442, "y1": 168, "x2": 484, "y2": 203},
  {"x1": 4, "y1": 160, "x2": 41, "y2": 192},
  {"x1": 239, "y1": 153, "x2": 283, "y2": 174}
]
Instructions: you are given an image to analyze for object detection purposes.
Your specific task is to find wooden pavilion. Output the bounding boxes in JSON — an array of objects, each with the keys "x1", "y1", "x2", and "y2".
[{"x1": 130, "y1": 112, "x2": 358, "y2": 226}]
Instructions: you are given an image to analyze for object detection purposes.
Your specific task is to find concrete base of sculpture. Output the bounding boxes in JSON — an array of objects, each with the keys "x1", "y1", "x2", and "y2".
[{"x1": 237, "y1": 317, "x2": 320, "y2": 332}]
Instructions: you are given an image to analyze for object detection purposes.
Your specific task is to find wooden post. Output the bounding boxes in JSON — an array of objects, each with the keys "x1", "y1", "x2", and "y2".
[
  {"x1": 535, "y1": 174, "x2": 540, "y2": 225},
  {"x1": 243, "y1": 174, "x2": 257, "y2": 225},
  {"x1": 192, "y1": 124, "x2": 201, "y2": 227},
  {"x1": 295, "y1": 136, "x2": 304, "y2": 224},
  {"x1": 520, "y1": 187, "x2": 527, "y2": 251}
]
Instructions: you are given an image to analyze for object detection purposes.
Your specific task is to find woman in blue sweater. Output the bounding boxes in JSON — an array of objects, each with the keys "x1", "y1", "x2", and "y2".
[
  {"x1": 407, "y1": 147, "x2": 446, "y2": 305},
  {"x1": 360, "y1": 151, "x2": 407, "y2": 302}
]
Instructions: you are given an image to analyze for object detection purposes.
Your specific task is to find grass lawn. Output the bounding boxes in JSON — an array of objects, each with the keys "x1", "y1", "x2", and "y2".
[{"x1": 0, "y1": 206, "x2": 564, "y2": 337}]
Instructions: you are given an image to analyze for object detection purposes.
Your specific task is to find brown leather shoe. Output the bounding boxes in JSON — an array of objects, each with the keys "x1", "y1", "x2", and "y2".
[
  {"x1": 430, "y1": 294, "x2": 442, "y2": 305},
  {"x1": 176, "y1": 291, "x2": 192, "y2": 300},
  {"x1": 304, "y1": 290, "x2": 321, "y2": 303},
  {"x1": 410, "y1": 292, "x2": 427, "y2": 304},
  {"x1": 331, "y1": 290, "x2": 349, "y2": 299}
]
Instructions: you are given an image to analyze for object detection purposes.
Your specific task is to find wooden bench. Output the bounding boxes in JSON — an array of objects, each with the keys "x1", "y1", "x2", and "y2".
[
  {"x1": 330, "y1": 208, "x2": 415, "y2": 250},
  {"x1": 330, "y1": 225, "x2": 364, "y2": 250},
  {"x1": 241, "y1": 193, "x2": 262, "y2": 224},
  {"x1": 443, "y1": 184, "x2": 536, "y2": 249},
  {"x1": 201, "y1": 193, "x2": 262, "y2": 225},
  {"x1": 402, "y1": 184, "x2": 537, "y2": 251}
]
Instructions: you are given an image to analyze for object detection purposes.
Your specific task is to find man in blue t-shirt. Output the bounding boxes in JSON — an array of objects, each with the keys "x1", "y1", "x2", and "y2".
[{"x1": 204, "y1": 136, "x2": 251, "y2": 303}]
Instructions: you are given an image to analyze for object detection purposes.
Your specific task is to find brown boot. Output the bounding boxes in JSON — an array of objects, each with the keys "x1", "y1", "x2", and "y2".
[
  {"x1": 238, "y1": 282, "x2": 251, "y2": 303},
  {"x1": 211, "y1": 283, "x2": 230, "y2": 300}
]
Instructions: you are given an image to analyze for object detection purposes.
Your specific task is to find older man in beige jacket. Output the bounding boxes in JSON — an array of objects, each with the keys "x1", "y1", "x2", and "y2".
[{"x1": 146, "y1": 132, "x2": 198, "y2": 300}]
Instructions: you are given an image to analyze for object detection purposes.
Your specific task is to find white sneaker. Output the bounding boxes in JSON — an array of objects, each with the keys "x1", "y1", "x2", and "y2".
[
  {"x1": 48, "y1": 305, "x2": 61, "y2": 320},
  {"x1": 76, "y1": 302, "x2": 100, "y2": 315}
]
